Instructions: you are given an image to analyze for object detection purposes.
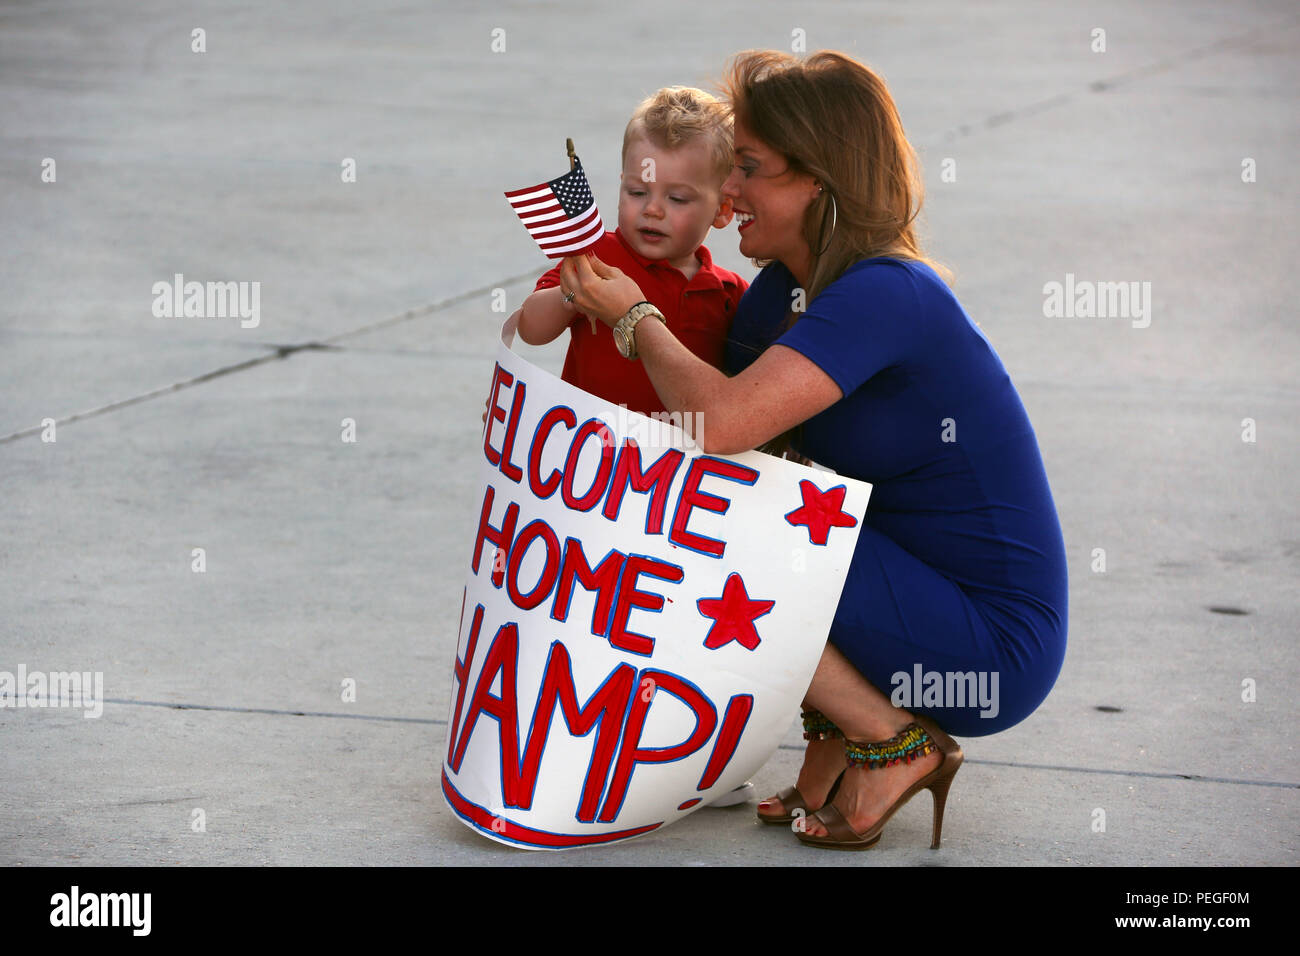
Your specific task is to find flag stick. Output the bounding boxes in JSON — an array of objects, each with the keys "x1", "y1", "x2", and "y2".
[{"x1": 566, "y1": 138, "x2": 576, "y2": 171}]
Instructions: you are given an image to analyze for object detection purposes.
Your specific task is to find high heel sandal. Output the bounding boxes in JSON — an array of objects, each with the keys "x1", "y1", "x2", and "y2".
[
  {"x1": 795, "y1": 714, "x2": 963, "y2": 850},
  {"x1": 756, "y1": 709, "x2": 847, "y2": 826}
]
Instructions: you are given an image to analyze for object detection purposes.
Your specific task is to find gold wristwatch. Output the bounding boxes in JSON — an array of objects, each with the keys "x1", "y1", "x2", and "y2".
[{"x1": 612, "y1": 301, "x2": 666, "y2": 360}]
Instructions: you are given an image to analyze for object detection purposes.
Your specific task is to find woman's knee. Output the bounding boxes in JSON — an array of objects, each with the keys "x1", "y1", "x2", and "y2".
[{"x1": 829, "y1": 631, "x2": 1064, "y2": 738}]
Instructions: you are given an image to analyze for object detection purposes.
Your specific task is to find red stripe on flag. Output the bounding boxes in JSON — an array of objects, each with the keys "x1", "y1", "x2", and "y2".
[{"x1": 504, "y1": 156, "x2": 604, "y2": 259}]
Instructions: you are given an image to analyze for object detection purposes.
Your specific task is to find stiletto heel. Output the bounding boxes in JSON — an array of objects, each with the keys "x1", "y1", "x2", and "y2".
[
  {"x1": 797, "y1": 714, "x2": 963, "y2": 850},
  {"x1": 918, "y1": 714, "x2": 963, "y2": 849},
  {"x1": 926, "y1": 767, "x2": 957, "y2": 848}
]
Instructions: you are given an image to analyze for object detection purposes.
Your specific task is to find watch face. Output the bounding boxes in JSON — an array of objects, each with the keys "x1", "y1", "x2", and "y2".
[{"x1": 613, "y1": 326, "x2": 630, "y2": 357}]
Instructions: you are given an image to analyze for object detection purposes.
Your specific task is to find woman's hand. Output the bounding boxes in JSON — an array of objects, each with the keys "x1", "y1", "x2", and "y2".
[{"x1": 559, "y1": 254, "x2": 645, "y2": 327}]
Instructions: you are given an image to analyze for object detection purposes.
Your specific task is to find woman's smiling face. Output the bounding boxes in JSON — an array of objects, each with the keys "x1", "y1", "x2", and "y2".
[{"x1": 722, "y1": 120, "x2": 821, "y2": 282}]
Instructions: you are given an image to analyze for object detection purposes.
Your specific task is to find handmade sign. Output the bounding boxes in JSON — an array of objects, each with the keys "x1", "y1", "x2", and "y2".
[{"x1": 441, "y1": 315, "x2": 872, "y2": 849}]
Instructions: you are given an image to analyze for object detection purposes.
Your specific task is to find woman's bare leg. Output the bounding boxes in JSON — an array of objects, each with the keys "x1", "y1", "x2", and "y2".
[
  {"x1": 755, "y1": 712, "x2": 846, "y2": 820},
  {"x1": 797, "y1": 641, "x2": 941, "y2": 838}
]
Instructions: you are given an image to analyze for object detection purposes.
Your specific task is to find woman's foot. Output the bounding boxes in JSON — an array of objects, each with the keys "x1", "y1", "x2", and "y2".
[
  {"x1": 756, "y1": 735, "x2": 847, "y2": 823},
  {"x1": 799, "y1": 740, "x2": 942, "y2": 839}
]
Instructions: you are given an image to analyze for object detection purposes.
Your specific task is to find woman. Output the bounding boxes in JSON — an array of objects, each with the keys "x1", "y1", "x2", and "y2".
[{"x1": 561, "y1": 50, "x2": 1068, "y2": 850}]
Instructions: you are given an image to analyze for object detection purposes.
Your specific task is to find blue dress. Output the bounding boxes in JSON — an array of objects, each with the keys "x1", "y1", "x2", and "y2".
[{"x1": 726, "y1": 258, "x2": 1068, "y2": 736}]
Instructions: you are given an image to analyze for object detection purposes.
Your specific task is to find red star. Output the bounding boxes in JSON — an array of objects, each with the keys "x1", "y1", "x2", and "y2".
[
  {"x1": 784, "y1": 479, "x2": 858, "y2": 546},
  {"x1": 697, "y1": 573, "x2": 775, "y2": 651}
]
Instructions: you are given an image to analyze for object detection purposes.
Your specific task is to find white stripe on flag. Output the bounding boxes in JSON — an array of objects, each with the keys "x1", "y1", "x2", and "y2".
[
  {"x1": 505, "y1": 186, "x2": 553, "y2": 204},
  {"x1": 530, "y1": 205, "x2": 599, "y2": 238},
  {"x1": 519, "y1": 208, "x2": 568, "y2": 227},
  {"x1": 512, "y1": 197, "x2": 562, "y2": 216},
  {"x1": 538, "y1": 220, "x2": 604, "y2": 255}
]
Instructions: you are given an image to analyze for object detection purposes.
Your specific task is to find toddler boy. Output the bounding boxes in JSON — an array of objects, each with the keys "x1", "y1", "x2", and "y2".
[
  {"x1": 510, "y1": 88, "x2": 755, "y2": 808},
  {"x1": 514, "y1": 87, "x2": 747, "y2": 416}
]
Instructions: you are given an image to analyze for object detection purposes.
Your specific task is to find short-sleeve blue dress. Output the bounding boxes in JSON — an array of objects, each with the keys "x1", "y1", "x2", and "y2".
[{"x1": 726, "y1": 257, "x2": 1068, "y2": 736}]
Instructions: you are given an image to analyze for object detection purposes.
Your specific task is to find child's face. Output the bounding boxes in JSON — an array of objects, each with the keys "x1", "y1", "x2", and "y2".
[{"x1": 618, "y1": 135, "x2": 733, "y2": 270}]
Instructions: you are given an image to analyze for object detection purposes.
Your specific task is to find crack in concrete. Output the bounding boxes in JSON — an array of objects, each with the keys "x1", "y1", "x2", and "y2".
[
  {"x1": 8, "y1": 16, "x2": 1296, "y2": 447},
  {"x1": 93, "y1": 697, "x2": 1299, "y2": 789},
  {"x1": 929, "y1": 13, "x2": 1300, "y2": 145},
  {"x1": 0, "y1": 270, "x2": 537, "y2": 445}
]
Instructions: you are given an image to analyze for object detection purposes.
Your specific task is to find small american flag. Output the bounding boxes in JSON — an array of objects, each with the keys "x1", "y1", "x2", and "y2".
[{"x1": 504, "y1": 156, "x2": 604, "y2": 259}]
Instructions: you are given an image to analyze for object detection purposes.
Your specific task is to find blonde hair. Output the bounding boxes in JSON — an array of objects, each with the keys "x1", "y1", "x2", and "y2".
[
  {"x1": 622, "y1": 86, "x2": 734, "y2": 185},
  {"x1": 722, "y1": 50, "x2": 950, "y2": 302}
]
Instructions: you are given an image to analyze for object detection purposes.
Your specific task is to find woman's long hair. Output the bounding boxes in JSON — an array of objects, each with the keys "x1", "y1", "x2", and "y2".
[
  {"x1": 722, "y1": 49, "x2": 950, "y2": 307},
  {"x1": 721, "y1": 50, "x2": 950, "y2": 457}
]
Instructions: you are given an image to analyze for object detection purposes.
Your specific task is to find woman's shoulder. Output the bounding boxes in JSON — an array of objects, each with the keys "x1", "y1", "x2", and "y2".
[
  {"x1": 801, "y1": 257, "x2": 911, "y2": 313},
  {"x1": 832, "y1": 256, "x2": 949, "y2": 298},
  {"x1": 807, "y1": 257, "x2": 957, "y2": 327}
]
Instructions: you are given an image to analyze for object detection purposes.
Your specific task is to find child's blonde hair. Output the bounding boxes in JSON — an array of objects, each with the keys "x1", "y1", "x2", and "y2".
[{"x1": 621, "y1": 86, "x2": 734, "y2": 185}]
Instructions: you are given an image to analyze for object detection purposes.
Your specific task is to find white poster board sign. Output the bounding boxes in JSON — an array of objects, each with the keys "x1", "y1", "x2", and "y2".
[{"x1": 441, "y1": 317, "x2": 872, "y2": 849}]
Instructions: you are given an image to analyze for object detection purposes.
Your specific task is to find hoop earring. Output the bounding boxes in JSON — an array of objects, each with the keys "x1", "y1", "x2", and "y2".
[{"x1": 814, "y1": 192, "x2": 838, "y2": 257}]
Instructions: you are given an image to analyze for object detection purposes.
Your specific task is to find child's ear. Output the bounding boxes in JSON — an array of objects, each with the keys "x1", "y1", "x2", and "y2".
[{"x1": 713, "y1": 196, "x2": 734, "y2": 229}]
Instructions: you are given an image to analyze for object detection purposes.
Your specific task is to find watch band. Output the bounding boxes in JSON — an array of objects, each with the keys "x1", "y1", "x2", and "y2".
[{"x1": 613, "y1": 301, "x2": 666, "y2": 360}]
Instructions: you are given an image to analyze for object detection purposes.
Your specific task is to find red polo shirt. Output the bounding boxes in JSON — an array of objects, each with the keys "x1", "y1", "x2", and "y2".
[{"x1": 533, "y1": 228, "x2": 748, "y2": 416}]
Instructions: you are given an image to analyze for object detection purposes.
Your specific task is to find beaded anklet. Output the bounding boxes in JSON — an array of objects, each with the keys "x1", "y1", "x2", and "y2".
[
  {"x1": 801, "y1": 709, "x2": 842, "y2": 741},
  {"x1": 843, "y1": 723, "x2": 937, "y2": 769}
]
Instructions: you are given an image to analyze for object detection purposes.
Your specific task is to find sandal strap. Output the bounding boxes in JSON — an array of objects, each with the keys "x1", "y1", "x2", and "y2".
[
  {"x1": 807, "y1": 803, "x2": 863, "y2": 842},
  {"x1": 843, "y1": 722, "x2": 937, "y2": 769},
  {"x1": 800, "y1": 708, "x2": 842, "y2": 740},
  {"x1": 773, "y1": 786, "x2": 809, "y2": 816}
]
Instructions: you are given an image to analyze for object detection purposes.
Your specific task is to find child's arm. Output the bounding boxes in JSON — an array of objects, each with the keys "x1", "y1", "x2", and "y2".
[{"x1": 516, "y1": 285, "x2": 579, "y2": 346}]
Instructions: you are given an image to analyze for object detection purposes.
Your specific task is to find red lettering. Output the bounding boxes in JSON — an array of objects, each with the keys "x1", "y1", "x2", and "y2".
[
  {"x1": 528, "y1": 406, "x2": 577, "y2": 498},
  {"x1": 668, "y1": 457, "x2": 759, "y2": 557},
  {"x1": 506, "y1": 519, "x2": 562, "y2": 610},
  {"x1": 697, "y1": 693, "x2": 754, "y2": 790},
  {"x1": 598, "y1": 670, "x2": 718, "y2": 822},
  {"x1": 514, "y1": 642, "x2": 636, "y2": 820},
  {"x1": 552, "y1": 539, "x2": 624, "y2": 636},
  {"x1": 448, "y1": 621, "x2": 638, "y2": 820},
  {"x1": 449, "y1": 621, "x2": 520, "y2": 805},
  {"x1": 446, "y1": 608, "x2": 741, "y2": 822},
  {"x1": 483, "y1": 363, "x2": 525, "y2": 483},
  {"x1": 498, "y1": 380, "x2": 526, "y2": 483},
  {"x1": 602, "y1": 440, "x2": 684, "y2": 534},
  {"x1": 472, "y1": 485, "x2": 519, "y2": 587},
  {"x1": 446, "y1": 602, "x2": 485, "y2": 765},
  {"x1": 607, "y1": 555, "x2": 684, "y2": 655},
  {"x1": 482, "y1": 363, "x2": 511, "y2": 468},
  {"x1": 561, "y1": 419, "x2": 615, "y2": 511}
]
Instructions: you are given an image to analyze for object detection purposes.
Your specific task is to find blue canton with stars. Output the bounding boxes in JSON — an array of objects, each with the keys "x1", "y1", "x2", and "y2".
[{"x1": 546, "y1": 158, "x2": 595, "y2": 217}]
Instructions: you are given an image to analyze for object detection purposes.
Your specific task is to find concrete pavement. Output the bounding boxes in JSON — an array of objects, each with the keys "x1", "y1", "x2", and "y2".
[{"x1": 1, "y1": 0, "x2": 1296, "y2": 866}]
